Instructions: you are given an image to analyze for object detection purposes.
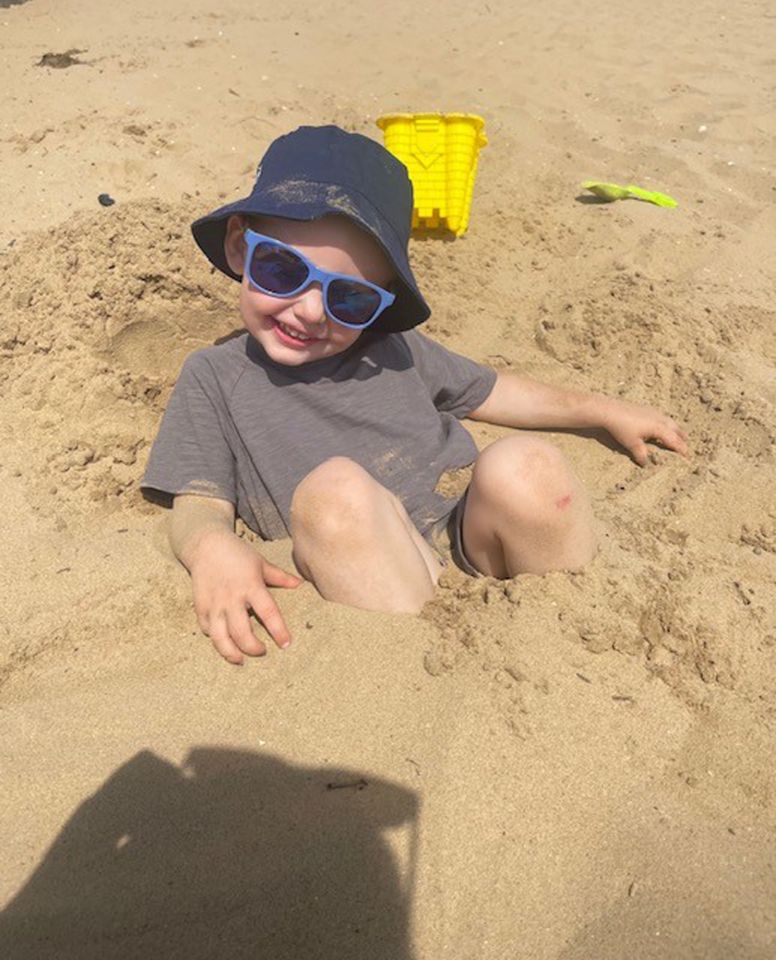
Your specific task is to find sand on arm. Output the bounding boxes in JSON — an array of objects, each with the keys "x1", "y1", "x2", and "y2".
[{"x1": 169, "y1": 493, "x2": 236, "y2": 570}]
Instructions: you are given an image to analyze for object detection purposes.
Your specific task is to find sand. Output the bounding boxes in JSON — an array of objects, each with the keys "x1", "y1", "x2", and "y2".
[{"x1": 1, "y1": 0, "x2": 775, "y2": 956}]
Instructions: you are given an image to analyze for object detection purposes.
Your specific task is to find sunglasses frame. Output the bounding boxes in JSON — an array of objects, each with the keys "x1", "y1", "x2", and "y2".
[{"x1": 242, "y1": 228, "x2": 396, "y2": 330}]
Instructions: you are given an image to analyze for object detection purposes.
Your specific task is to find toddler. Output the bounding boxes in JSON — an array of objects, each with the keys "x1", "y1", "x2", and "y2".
[{"x1": 142, "y1": 125, "x2": 688, "y2": 664}]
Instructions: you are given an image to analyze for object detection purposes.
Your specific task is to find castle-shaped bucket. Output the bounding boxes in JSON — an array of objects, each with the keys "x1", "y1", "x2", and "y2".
[{"x1": 376, "y1": 113, "x2": 487, "y2": 236}]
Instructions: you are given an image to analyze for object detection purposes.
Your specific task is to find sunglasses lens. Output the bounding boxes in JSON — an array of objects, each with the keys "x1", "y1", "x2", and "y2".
[
  {"x1": 327, "y1": 279, "x2": 382, "y2": 327},
  {"x1": 249, "y1": 242, "x2": 309, "y2": 294}
]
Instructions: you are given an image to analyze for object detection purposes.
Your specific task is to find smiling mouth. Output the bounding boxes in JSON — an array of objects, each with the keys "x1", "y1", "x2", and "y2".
[{"x1": 273, "y1": 319, "x2": 323, "y2": 344}]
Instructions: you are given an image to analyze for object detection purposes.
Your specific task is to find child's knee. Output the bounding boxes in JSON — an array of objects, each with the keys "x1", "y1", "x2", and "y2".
[
  {"x1": 472, "y1": 436, "x2": 578, "y2": 515},
  {"x1": 290, "y1": 457, "x2": 381, "y2": 542}
]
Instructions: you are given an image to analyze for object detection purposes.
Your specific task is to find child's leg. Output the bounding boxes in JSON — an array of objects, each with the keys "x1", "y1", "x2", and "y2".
[
  {"x1": 290, "y1": 457, "x2": 443, "y2": 613},
  {"x1": 461, "y1": 436, "x2": 597, "y2": 578}
]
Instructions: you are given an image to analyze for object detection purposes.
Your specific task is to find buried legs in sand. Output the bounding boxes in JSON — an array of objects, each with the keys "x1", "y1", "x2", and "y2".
[
  {"x1": 290, "y1": 437, "x2": 597, "y2": 613},
  {"x1": 291, "y1": 457, "x2": 445, "y2": 613},
  {"x1": 459, "y1": 435, "x2": 596, "y2": 579}
]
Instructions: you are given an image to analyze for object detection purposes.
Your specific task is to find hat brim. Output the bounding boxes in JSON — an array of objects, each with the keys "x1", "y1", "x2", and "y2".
[{"x1": 191, "y1": 180, "x2": 430, "y2": 334}]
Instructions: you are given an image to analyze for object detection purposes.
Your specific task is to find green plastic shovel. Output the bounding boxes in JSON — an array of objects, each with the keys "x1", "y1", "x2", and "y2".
[{"x1": 581, "y1": 180, "x2": 677, "y2": 207}]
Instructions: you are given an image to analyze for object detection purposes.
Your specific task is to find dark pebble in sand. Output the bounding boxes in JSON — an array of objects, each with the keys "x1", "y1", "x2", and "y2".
[
  {"x1": 37, "y1": 49, "x2": 85, "y2": 69},
  {"x1": 98, "y1": 193, "x2": 115, "y2": 207}
]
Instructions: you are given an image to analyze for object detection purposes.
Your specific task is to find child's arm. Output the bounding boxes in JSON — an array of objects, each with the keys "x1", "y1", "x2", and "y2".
[
  {"x1": 170, "y1": 494, "x2": 301, "y2": 664},
  {"x1": 468, "y1": 371, "x2": 688, "y2": 465}
]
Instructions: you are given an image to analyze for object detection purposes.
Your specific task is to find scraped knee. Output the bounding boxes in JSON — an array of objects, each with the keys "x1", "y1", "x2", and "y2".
[{"x1": 472, "y1": 436, "x2": 577, "y2": 519}]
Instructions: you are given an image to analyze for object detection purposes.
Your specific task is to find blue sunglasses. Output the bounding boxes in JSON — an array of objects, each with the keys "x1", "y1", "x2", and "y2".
[{"x1": 242, "y1": 228, "x2": 396, "y2": 330}]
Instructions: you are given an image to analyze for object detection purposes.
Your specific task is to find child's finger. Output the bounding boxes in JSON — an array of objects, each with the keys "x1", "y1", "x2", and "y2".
[
  {"x1": 674, "y1": 435, "x2": 690, "y2": 457},
  {"x1": 208, "y1": 611, "x2": 245, "y2": 665},
  {"x1": 248, "y1": 588, "x2": 293, "y2": 649},
  {"x1": 227, "y1": 605, "x2": 268, "y2": 658},
  {"x1": 261, "y1": 560, "x2": 302, "y2": 589},
  {"x1": 630, "y1": 439, "x2": 649, "y2": 466},
  {"x1": 657, "y1": 427, "x2": 689, "y2": 457},
  {"x1": 663, "y1": 419, "x2": 689, "y2": 447}
]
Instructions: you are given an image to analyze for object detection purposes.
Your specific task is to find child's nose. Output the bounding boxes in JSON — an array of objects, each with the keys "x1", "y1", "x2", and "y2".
[{"x1": 292, "y1": 284, "x2": 327, "y2": 325}]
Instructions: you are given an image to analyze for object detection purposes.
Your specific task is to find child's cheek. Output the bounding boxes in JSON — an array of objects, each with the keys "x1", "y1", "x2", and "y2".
[
  {"x1": 335, "y1": 327, "x2": 363, "y2": 350},
  {"x1": 239, "y1": 283, "x2": 277, "y2": 321}
]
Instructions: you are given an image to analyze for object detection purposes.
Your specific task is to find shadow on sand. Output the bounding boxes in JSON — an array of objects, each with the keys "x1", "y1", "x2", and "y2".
[{"x1": 0, "y1": 748, "x2": 419, "y2": 959}]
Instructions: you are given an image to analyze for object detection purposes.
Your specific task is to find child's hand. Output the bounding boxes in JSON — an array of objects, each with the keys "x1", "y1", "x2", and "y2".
[
  {"x1": 188, "y1": 528, "x2": 302, "y2": 664},
  {"x1": 600, "y1": 398, "x2": 689, "y2": 466}
]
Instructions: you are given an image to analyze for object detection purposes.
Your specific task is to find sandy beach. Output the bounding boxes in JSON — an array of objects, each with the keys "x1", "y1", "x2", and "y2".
[{"x1": 1, "y1": 0, "x2": 775, "y2": 956}]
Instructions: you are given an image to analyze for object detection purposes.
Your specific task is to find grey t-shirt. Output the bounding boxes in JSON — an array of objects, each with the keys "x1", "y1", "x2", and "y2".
[{"x1": 141, "y1": 329, "x2": 497, "y2": 540}]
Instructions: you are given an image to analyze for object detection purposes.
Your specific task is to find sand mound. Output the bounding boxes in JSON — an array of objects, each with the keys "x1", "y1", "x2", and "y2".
[
  {"x1": 1, "y1": 200, "x2": 233, "y2": 519},
  {"x1": 3, "y1": 192, "x2": 773, "y2": 727}
]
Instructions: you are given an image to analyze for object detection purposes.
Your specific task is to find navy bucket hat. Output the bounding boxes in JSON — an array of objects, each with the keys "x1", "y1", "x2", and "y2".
[{"x1": 191, "y1": 125, "x2": 430, "y2": 333}]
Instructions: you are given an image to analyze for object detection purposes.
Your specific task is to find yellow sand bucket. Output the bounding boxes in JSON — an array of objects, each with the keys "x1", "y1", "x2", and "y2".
[{"x1": 376, "y1": 113, "x2": 487, "y2": 236}]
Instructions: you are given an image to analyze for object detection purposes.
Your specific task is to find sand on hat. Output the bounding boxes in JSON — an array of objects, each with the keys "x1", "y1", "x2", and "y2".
[{"x1": 1, "y1": 0, "x2": 775, "y2": 956}]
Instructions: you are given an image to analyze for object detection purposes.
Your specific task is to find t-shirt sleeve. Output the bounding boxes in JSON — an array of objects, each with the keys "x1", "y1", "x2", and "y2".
[
  {"x1": 141, "y1": 351, "x2": 237, "y2": 505},
  {"x1": 402, "y1": 329, "x2": 497, "y2": 418}
]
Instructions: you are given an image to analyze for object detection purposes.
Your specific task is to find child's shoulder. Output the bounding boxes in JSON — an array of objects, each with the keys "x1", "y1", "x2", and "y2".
[
  {"x1": 187, "y1": 331, "x2": 250, "y2": 363},
  {"x1": 176, "y1": 332, "x2": 252, "y2": 392}
]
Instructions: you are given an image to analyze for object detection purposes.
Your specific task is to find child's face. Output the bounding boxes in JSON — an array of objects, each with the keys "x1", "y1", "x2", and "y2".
[{"x1": 224, "y1": 214, "x2": 395, "y2": 366}]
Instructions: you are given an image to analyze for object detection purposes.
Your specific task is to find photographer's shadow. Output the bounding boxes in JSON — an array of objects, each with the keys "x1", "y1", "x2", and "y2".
[{"x1": 0, "y1": 749, "x2": 419, "y2": 960}]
